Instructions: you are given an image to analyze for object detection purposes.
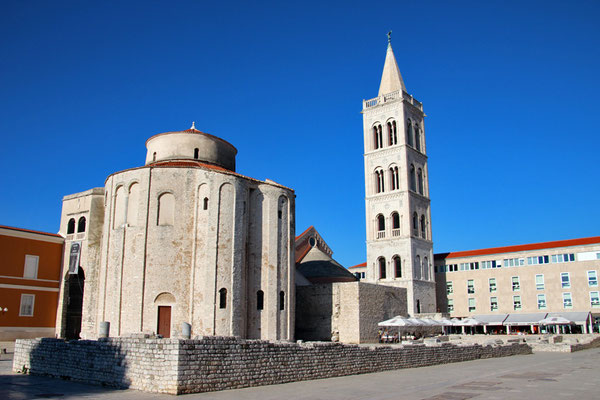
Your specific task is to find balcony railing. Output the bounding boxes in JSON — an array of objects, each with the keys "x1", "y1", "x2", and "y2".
[
  {"x1": 377, "y1": 231, "x2": 386, "y2": 239},
  {"x1": 363, "y1": 90, "x2": 423, "y2": 111},
  {"x1": 391, "y1": 228, "x2": 401, "y2": 237}
]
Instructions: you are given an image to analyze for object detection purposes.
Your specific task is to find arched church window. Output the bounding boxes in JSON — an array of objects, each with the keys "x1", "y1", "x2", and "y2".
[
  {"x1": 257, "y1": 290, "x2": 264, "y2": 310},
  {"x1": 153, "y1": 152, "x2": 157, "y2": 162},
  {"x1": 415, "y1": 124, "x2": 421, "y2": 152},
  {"x1": 279, "y1": 291, "x2": 285, "y2": 310},
  {"x1": 412, "y1": 212, "x2": 418, "y2": 236},
  {"x1": 377, "y1": 214, "x2": 385, "y2": 232},
  {"x1": 420, "y1": 215, "x2": 426, "y2": 239},
  {"x1": 203, "y1": 197, "x2": 209, "y2": 210},
  {"x1": 415, "y1": 255, "x2": 421, "y2": 279},
  {"x1": 77, "y1": 217, "x2": 86, "y2": 233},
  {"x1": 194, "y1": 148, "x2": 199, "y2": 159},
  {"x1": 219, "y1": 288, "x2": 227, "y2": 309},
  {"x1": 379, "y1": 257, "x2": 386, "y2": 279},
  {"x1": 407, "y1": 119, "x2": 414, "y2": 147},
  {"x1": 393, "y1": 255, "x2": 401, "y2": 278},
  {"x1": 373, "y1": 124, "x2": 383, "y2": 149},
  {"x1": 67, "y1": 218, "x2": 76, "y2": 234},
  {"x1": 375, "y1": 169, "x2": 385, "y2": 193},
  {"x1": 409, "y1": 165, "x2": 416, "y2": 192},
  {"x1": 423, "y1": 256, "x2": 429, "y2": 280},
  {"x1": 392, "y1": 120, "x2": 397, "y2": 144},
  {"x1": 392, "y1": 212, "x2": 400, "y2": 230},
  {"x1": 157, "y1": 193, "x2": 175, "y2": 226},
  {"x1": 417, "y1": 168, "x2": 424, "y2": 195}
]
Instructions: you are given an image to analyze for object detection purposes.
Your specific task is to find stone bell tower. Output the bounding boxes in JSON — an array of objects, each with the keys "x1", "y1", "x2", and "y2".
[{"x1": 361, "y1": 36, "x2": 436, "y2": 315}]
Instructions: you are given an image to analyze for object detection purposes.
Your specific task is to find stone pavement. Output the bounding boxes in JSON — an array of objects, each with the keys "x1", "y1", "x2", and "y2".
[{"x1": 1, "y1": 346, "x2": 599, "y2": 399}]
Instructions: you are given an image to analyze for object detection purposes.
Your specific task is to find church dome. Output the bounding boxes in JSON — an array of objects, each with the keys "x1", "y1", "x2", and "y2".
[{"x1": 145, "y1": 123, "x2": 237, "y2": 171}]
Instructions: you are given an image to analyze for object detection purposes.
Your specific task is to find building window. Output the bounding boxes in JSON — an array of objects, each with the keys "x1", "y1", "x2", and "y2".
[
  {"x1": 194, "y1": 148, "x2": 199, "y2": 159},
  {"x1": 389, "y1": 167, "x2": 399, "y2": 190},
  {"x1": 417, "y1": 169, "x2": 424, "y2": 195},
  {"x1": 490, "y1": 297, "x2": 498, "y2": 311},
  {"x1": 23, "y1": 255, "x2": 39, "y2": 279},
  {"x1": 535, "y1": 274, "x2": 545, "y2": 290},
  {"x1": 377, "y1": 214, "x2": 385, "y2": 238},
  {"x1": 279, "y1": 291, "x2": 285, "y2": 311},
  {"x1": 393, "y1": 256, "x2": 401, "y2": 278},
  {"x1": 504, "y1": 258, "x2": 525, "y2": 267},
  {"x1": 489, "y1": 278, "x2": 497, "y2": 293},
  {"x1": 446, "y1": 281, "x2": 453, "y2": 295},
  {"x1": 551, "y1": 253, "x2": 575, "y2": 263},
  {"x1": 391, "y1": 212, "x2": 400, "y2": 236},
  {"x1": 373, "y1": 124, "x2": 383, "y2": 149},
  {"x1": 219, "y1": 288, "x2": 227, "y2": 309},
  {"x1": 387, "y1": 120, "x2": 397, "y2": 145},
  {"x1": 468, "y1": 298, "x2": 476, "y2": 312},
  {"x1": 379, "y1": 257, "x2": 386, "y2": 279},
  {"x1": 256, "y1": 290, "x2": 264, "y2": 310},
  {"x1": 409, "y1": 165, "x2": 416, "y2": 192},
  {"x1": 563, "y1": 292, "x2": 572, "y2": 309},
  {"x1": 67, "y1": 218, "x2": 76, "y2": 234},
  {"x1": 375, "y1": 169, "x2": 385, "y2": 193},
  {"x1": 467, "y1": 280, "x2": 475, "y2": 294},
  {"x1": 513, "y1": 295, "x2": 522, "y2": 310},
  {"x1": 420, "y1": 215, "x2": 426, "y2": 239},
  {"x1": 447, "y1": 299, "x2": 454, "y2": 312},
  {"x1": 412, "y1": 212, "x2": 418, "y2": 236},
  {"x1": 415, "y1": 124, "x2": 421, "y2": 152},
  {"x1": 157, "y1": 193, "x2": 175, "y2": 226},
  {"x1": 511, "y1": 276, "x2": 520, "y2": 291},
  {"x1": 588, "y1": 271, "x2": 598, "y2": 287},
  {"x1": 590, "y1": 291, "x2": 600, "y2": 308},
  {"x1": 537, "y1": 294, "x2": 547, "y2": 310},
  {"x1": 203, "y1": 197, "x2": 209, "y2": 210},
  {"x1": 153, "y1": 152, "x2": 157, "y2": 162},
  {"x1": 406, "y1": 119, "x2": 414, "y2": 147},
  {"x1": 19, "y1": 294, "x2": 35, "y2": 316},
  {"x1": 527, "y1": 255, "x2": 550, "y2": 265},
  {"x1": 561, "y1": 272, "x2": 571, "y2": 289},
  {"x1": 77, "y1": 216, "x2": 86, "y2": 233}
]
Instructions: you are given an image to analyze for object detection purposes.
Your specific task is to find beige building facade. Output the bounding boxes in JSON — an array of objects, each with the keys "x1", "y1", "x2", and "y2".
[
  {"x1": 56, "y1": 125, "x2": 295, "y2": 341},
  {"x1": 434, "y1": 237, "x2": 600, "y2": 319},
  {"x1": 360, "y1": 41, "x2": 436, "y2": 315}
]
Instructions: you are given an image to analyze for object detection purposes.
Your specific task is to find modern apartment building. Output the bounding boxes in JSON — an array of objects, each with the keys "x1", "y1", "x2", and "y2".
[{"x1": 434, "y1": 237, "x2": 600, "y2": 319}]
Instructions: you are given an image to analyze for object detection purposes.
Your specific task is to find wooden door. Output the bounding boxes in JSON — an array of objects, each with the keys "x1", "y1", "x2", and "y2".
[{"x1": 157, "y1": 306, "x2": 171, "y2": 338}]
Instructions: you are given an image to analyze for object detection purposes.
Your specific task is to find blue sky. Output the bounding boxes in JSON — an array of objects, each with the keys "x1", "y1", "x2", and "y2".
[{"x1": 1, "y1": 0, "x2": 599, "y2": 267}]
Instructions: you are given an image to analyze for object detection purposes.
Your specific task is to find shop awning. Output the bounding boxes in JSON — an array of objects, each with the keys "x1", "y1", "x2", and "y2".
[
  {"x1": 472, "y1": 314, "x2": 509, "y2": 325},
  {"x1": 503, "y1": 313, "x2": 548, "y2": 325},
  {"x1": 546, "y1": 311, "x2": 591, "y2": 325}
]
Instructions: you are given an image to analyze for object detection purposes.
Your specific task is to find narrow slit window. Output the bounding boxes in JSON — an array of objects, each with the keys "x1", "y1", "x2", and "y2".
[
  {"x1": 279, "y1": 291, "x2": 285, "y2": 310},
  {"x1": 257, "y1": 290, "x2": 264, "y2": 310},
  {"x1": 219, "y1": 288, "x2": 227, "y2": 309}
]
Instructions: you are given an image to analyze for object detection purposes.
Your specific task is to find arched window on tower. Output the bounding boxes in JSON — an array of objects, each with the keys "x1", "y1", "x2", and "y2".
[
  {"x1": 378, "y1": 257, "x2": 386, "y2": 279},
  {"x1": 203, "y1": 197, "x2": 209, "y2": 210},
  {"x1": 391, "y1": 212, "x2": 400, "y2": 236},
  {"x1": 389, "y1": 166, "x2": 399, "y2": 191},
  {"x1": 279, "y1": 291, "x2": 285, "y2": 310},
  {"x1": 377, "y1": 214, "x2": 385, "y2": 239},
  {"x1": 420, "y1": 214, "x2": 426, "y2": 239},
  {"x1": 374, "y1": 169, "x2": 385, "y2": 193},
  {"x1": 415, "y1": 255, "x2": 421, "y2": 279},
  {"x1": 393, "y1": 255, "x2": 402, "y2": 278},
  {"x1": 387, "y1": 120, "x2": 397, "y2": 146},
  {"x1": 412, "y1": 212, "x2": 418, "y2": 236},
  {"x1": 415, "y1": 124, "x2": 421, "y2": 152},
  {"x1": 194, "y1": 148, "x2": 199, "y2": 159},
  {"x1": 407, "y1": 119, "x2": 414, "y2": 147},
  {"x1": 409, "y1": 165, "x2": 416, "y2": 192},
  {"x1": 67, "y1": 218, "x2": 76, "y2": 234},
  {"x1": 373, "y1": 124, "x2": 383, "y2": 149},
  {"x1": 219, "y1": 288, "x2": 227, "y2": 309},
  {"x1": 417, "y1": 168, "x2": 424, "y2": 195},
  {"x1": 423, "y1": 257, "x2": 429, "y2": 281},
  {"x1": 153, "y1": 152, "x2": 157, "y2": 162},
  {"x1": 77, "y1": 217, "x2": 86, "y2": 233},
  {"x1": 392, "y1": 120, "x2": 397, "y2": 144}
]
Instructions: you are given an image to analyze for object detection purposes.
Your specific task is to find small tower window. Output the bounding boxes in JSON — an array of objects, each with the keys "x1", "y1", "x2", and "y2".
[
  {"x1": 203, "y1": 197, "x2": 209, "y2": 210},
  {"x1": 407, "y1": 119, "x2": 414, "y2": 147},
  {"x1": 153, "y1": 152, "x2": 157, "y2": 162},
  {"x1": 409, "y1": 165, "x2": 416, "y2": 192},
  {"x1": 279, "y1": 291, "x2": 285, "y2": 311},
  {"x1": 392, "y1": 212, "x2": 400, "y2": 230},
  {"x1": 375, "y1": 169, "x2": 385, "y2": 193},
  {"x1": 373, "y1": 124, "x2": 383, "y2": 149},
  {"x1": 421, "y1": 215, "x2": 427, "y2": 239},
  {"x1": 67, "y1": 218, "x2": 76, "y2": 234},
  {"x1": 412, "y1": 212, "x2": 418, "y2": 235},
  {"x1": 393, "y1": 255, "x2": 402, "y2": 278},
  {"x1": 417, "y1": 168, "x2": 424, "y2": 195},
  {"x1": 77, "y1": 216, "x2": 86, "y2": 233},
  {"x1": 257, "y1": 290, "x2": 264, "y2": 310},
  {"x1": 415, "y1": 124, "x2": 421, "y2": 152},
  {"x1": 377, "y1": 214, "x2": 385, "y2": 232},
  {"x1": 219, "y1": 288, "x2": 227, "y2": 309},
  {"x1": 194, "y1": 148, "x2": 199, "y2": 159}
]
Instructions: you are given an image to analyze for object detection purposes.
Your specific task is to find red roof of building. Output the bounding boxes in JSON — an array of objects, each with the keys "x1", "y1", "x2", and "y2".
[
  {"x1": 0, "y1": 225, "x2": 62, "y2": 238},
  {"x1": 295, "y1": 225, "x2": 314, "y2": 241},
  {"x1": 437, "y1": 236, "x2": 600, "y2": 260},
  {"x1": 348, "y1": 262, "x2": 367, "y2": 269}
]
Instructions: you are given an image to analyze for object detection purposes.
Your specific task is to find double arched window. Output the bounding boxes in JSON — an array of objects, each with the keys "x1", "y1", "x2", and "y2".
[
  {"x1": 423, "y1": 257, "x2": 429, "y2": 281},
  {"x1": 407, "y1": 119, "x2": 414, "y2": 147},
  {"x1": 376, "y1": 214, "x2": 385, "y2": 239},
  {"x1": 387, "y1": 120, "x2": 397, "y2": 145},
  {"x1": 409, "y1": 165, "x2": 416, "y2": 192},
  {"x1": 373, "y1": 124, "x2": 383, "y2": 149},
  {"x1": 420, "y1": 215, "x2": 427, "y2": 239},
  {"x1": 415, "y1": 123, "x2": 421, "y2": 152},
  {"x1": 67, "y1": 218, "x2": 76, "y2": 234},
  {"x1": 389, "y1": 166, "x2": 399, "y2": 190},
  {"x1": 77, "y1": 217, "x2": 86, "y2": 233},
  {"x1": 412, "y1": 212, "x2": 418, "y2": 236},
  {"x1": 378, "y1": 257, "x2": 386, "y2": 279},
  {"x1": 391, "y1": 212, "x2": 400, "y2": 230},
  {"x1": 415, "y1": 255, "x2": 421, "y2": 279},
  {"x1": 417, "y1": 168, "x2": 424, "y2": 195},
  {"x1": 374, "y1": 169, "x2": 385, "y2": 193}
]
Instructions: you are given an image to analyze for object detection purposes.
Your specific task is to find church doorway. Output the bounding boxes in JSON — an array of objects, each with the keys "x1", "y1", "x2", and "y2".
[
  {"x1": 157, "y1": 306, "x2": 171, "y2": 338},
  {"x1": 64, "y1": 267, "x2": 85, "y2": 340}
]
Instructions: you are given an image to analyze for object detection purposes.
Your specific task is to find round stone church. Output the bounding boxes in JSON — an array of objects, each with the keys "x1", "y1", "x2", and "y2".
[{"x1": 56, "y1": 125, "x2": 295, "y2": 341}]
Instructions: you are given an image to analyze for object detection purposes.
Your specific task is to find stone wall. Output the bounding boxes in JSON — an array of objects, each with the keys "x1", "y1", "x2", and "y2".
[{"x1": 14, "y1": 336, "x2": 531, "y2": 395}]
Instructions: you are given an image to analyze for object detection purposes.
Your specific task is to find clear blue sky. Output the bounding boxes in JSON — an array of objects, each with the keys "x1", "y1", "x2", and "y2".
[{"x1": 1, "y1": 1, "x2": 599, "y2": 267}]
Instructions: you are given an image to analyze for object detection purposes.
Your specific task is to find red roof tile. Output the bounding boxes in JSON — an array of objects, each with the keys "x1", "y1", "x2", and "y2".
[
  {"x1": 0, "y1": 225, "x2": 62, "y2": 238},
  {"x1": 348, "y1": 262, "x2": 367, "y2": 269},
  {"x1": 438, "y1": 236, "x2": 600, "y2": 259}
]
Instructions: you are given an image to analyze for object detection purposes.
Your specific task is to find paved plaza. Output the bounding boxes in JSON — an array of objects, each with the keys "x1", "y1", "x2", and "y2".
[{"x1": 1, "y1": 345, "x2": 599, "y2": 399}]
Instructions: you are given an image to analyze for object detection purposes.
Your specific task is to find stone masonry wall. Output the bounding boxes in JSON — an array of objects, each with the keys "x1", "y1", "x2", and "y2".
[{"x1": 14, "y1": 336, "x2": 531, "y2": 395}]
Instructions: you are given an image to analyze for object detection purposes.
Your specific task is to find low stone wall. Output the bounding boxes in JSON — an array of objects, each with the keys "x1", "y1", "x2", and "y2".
[{"x1": 14, "y1": 336, "x2": 531, "y2": 395}]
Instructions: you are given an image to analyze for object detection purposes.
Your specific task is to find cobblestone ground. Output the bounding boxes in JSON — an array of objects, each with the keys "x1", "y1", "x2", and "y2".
[{"x1": 1, "y1": 346, "x2": 599, "y2": 399}]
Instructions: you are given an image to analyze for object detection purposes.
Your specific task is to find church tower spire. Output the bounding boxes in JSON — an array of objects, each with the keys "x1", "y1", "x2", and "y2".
[
  {"x1": 378, "y1": 36, "x2": 406, "y2": 96},
  {"x1": 361, "y1": 39, "x2": 436, "y2": 316}
]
